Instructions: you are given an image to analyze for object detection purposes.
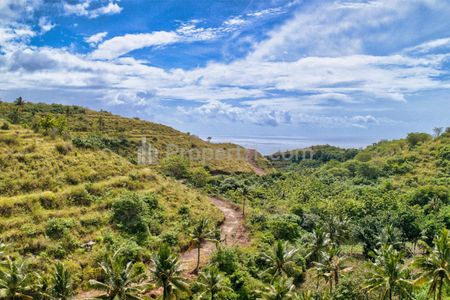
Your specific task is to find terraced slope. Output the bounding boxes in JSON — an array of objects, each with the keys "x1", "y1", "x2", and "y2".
[
  {"x1": 0, "y1": 101, "x2": 268, "y2": 174},
  {"x1": 0, "y1": 121, "x2": 222, "y2": 288}
]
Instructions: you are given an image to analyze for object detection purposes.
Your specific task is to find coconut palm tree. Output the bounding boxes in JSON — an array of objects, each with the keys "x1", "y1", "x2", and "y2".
[
  {"x1": 312, "y1": 247, "x2": 351, "y2": 294},
  {"x1": 50, "y1": 262, "x2": 72, "y2": 300},
  {"x1": 259, "y1": 277, "x2": 296, "y2": 300},
  {"x1": 414, "y1": 228, "x2": 450, "y2": 300},
  {"x1": 324, "y1": 215, "x2": 350, "y2": 247},
  {"x1": 364, "y1": 244, "x2": 412, "y2": 300},
  {"x1": 190, "y1": 218, "x2": 215, "y2": 274},
  {"x1": 0, "y1": 257, "x2": 35, "y2": 300},
  {"x1": 197, "y1": 266, "x2": 232, "y2": 300},
  {"x1": 150, "y1": 244, "x2": 189, "y2": 300},
  {"x1": 261, "y1": 241, "x2": 299, "y2": 283},
  {"x1": 89, "y1": 248, "x2": 149, "y2": 299},
  {"x1": 305, "y1": 227, "x2": 330, "y2": 267}
]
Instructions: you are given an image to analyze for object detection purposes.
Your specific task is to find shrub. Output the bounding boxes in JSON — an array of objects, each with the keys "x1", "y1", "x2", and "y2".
[
  {"x1": 111, "y1": 193, "x2": 153, "y2": 238},
  {"x1": 38, "y1": 192, "x2": 59, "y2": 209},
  {"x1": 268, "y1": 214, "x2": 301, "y2": 241},
  {"x1": 406, "y1": 132, "x2": 432, "y2": 147},
  {"x1": 211, "y1": 247, "x2": 239, "y2": 275},
  {"x1": 45, "y1": 218, "x2": 75, "y2": 240},
  {"x1": 55, "y1": 143, "x2": 72, "y2": 155},
  {"x1": 159, "y1": 155, "x2": 190, "y2": 179},
  {"x1": 188, "y1": 167, "x2": 211, "y2": 187},
  {"x1": 0, "y1": 122, "x2": 9, "y2": 130},
  {"x1": 67, "y1": 188, "x2": 93, "y2": 206},
  {"x1": 0, "y1": 135, "x2": 18, "y2": 145},
  {"x1": 410, "y1": 185, "x2": 448, "y2": 206}
]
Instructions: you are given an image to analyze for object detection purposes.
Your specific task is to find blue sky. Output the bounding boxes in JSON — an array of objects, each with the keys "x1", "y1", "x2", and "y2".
[{"x1": 0, "y1": 0, "x2": 449, "y2": 153}]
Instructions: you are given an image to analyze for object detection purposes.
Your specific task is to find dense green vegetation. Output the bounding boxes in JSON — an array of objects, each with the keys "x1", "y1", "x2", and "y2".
[{"x1": 0, "y1": 99, "x2": 448, "y2": 299}]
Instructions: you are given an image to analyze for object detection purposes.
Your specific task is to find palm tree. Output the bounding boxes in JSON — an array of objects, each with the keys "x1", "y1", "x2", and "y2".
[
  {"x1": 364, "y1": 244, "x2": 412, "y2": 300},
  {"x1": 259, "y1": 277, "x2": 296, "y2": 300},
  {"x1": 0, "y1": 257, "x2": 35, "y2": 299},
  {"x1": 150, "y1": 244, "x2": 189, "y2": 300},
  {"x1": 190, "y1": 218, "x2": 215, "y2": 274},
  {"x1": 324, "y1": 215, "x2": 349, "y2": 247},
  {"x1": 305, "y1": 227, "x2": 330, "y2": 266},
  {"x1": 414, "y1": 228, "x2": 450, "y2": 300},
  {"x1": 312, "y1": 247, "x2": 351, "y2": 294},
  {"x1": 376, "y1": 224, "x2": 403, "y2": 250},
  {"x1": 197, "y1": 266, "x2": 232, "y2": 300},
  {"x1": 89, "y1": 248, "x2": 149, "y2": 299},
  {"x1": 50, "y1": 262, "x2": 72, "y2": 300},
  {"x1": 261, "y1": 241, "x2": 299, "y2": 283}
]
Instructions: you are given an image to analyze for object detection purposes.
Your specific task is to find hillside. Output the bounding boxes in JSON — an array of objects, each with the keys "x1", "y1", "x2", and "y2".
[
  {"x1": 0, "y1": 101, "x2": 267, "y2": 174},
  {"x1": 0, "y1": 117, "x2": 226, "y2": 289}
]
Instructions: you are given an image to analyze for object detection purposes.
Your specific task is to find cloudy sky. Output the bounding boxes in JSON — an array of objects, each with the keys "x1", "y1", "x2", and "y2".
[{"x1": 0, "y1": 0, "x2": 449, "y2": 153}]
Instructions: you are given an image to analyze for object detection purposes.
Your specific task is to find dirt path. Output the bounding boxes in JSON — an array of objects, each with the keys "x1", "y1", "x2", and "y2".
[
  {"x1": 180, "y1": 197, "x2": 249, "y2": 275},
  {"x1": 246, "y1": 149, "x2": 267, "y2": 176},
  {"x1": 76, "y1": 197, "x2": 248, "y2": 299}
]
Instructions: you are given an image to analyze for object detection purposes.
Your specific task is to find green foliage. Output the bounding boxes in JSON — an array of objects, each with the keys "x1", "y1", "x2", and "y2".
[
  {"x1": 406, "y1": 132, "x2": 432, "y2": 147},
  {"x1": 111, "y1": 192, "x2": 160, "y2": 239},
  {"x1": 188, "y1": 166, "x2": 211, "y2": 187},
  {"x1": 51, "y1": 262, "x2": 73, "y2": 300},
  {"x1": 0, "y1": 122, "x2": 9, "y2": 130},
  {"x1": 159, "y1": 155, "x2": 190, "y2": 179},
  {"x1": 45, "y1": 218, "x2": 75, "y2": 240},
  {"x1": 268, "y1": 214, "x2": 301, "y2": 241},
  {"x1": 150, "y1": 244, "x2": 189, "y2": 300}
]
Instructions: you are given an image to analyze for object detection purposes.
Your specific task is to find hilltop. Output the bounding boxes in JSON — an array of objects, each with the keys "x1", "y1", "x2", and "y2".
[{"x1": 0, "y1": 100, "x2": 268, "y2": 175}]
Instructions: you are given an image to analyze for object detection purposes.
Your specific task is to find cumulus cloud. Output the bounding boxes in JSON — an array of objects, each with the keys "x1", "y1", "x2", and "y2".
[
  {"x1": 85, "y1": 31, "x2": 108, "y2": 46},
  {"x1": 63, "y1": 0, "x2": 122, "y2": 19},
  {"x1": 38, "y1": 17, "x2": 55, "y2": 33}
]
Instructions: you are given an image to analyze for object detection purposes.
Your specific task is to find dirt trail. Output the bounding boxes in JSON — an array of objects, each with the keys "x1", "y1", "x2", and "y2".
[
  {"x1": 76, "y1": 197, "x2": 248, "y2": 299},
  {"x1": 180, "y1": 197, "x2": 249, "y2": 275},
  {"x1": 246, "y1": 149, "x2": 267, "y2": 176}
]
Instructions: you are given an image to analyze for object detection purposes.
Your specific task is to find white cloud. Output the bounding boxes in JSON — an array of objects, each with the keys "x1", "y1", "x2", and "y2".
[
  {"x1": 38, "y1": 17, "x2": 55, "y2": 33},
  {"x1": 91, "y1": 31, "x2": 180, "y2": 60},
  {"x1": 63, "y1": 0, "x2": 122, "y2": 19},
  {"x1": 85, "y1": 31, "x2": 108, "y2": 46}
]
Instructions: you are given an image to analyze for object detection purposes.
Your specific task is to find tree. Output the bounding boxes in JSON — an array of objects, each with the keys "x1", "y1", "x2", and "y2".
[
  {"x1": 150, "y1": 244, "x2": 189, "y2": 300},
  {"x1": 376, "y1": 224, "x2": 404, "y2": 251},
  {"x1": 406, "y1": 132, "x2": 432, "y2": 148},
  {"x1": 89, "y1": 248, "x2": 149, "y2": 299},
  {"x1": 414, "y1": 228, "x2": 450, "y2": 300},
  {"x1": 324, "y1": 215, "x2": 350, "y2": 247},
  {"x1": 0, "y1": 257, "x2": 35, "y2": 299},
  {"x1": 312, "y1": 247, "x2": 351, "y2": 294},
  {"x1": 50, "y1": 262, "x2": 72, "y2": 300},
  {"x1": 259, "y1": 277, "x2": 296, "y2": 300},
  {"x1": 190, "y1": 218, "x2": 215, "y2": 274},
  {"x1": 364, "y1": 245, "x2": 412, "y2": 300},
  {"x1": 261, "y1": 241, "x2": 299, "y2": 283},
  {"x1": 197, "y1": 266, "x2": 232, "y2": 300},
  {"x1": 14, "y1": 97, "x2": 25, "y2": 106},
  {"x1": 304, "y1": 227, "x2": 330, "y2": 266},
  {"x1": 433, "y1": 127, "x2": 443, "y2": 138}
]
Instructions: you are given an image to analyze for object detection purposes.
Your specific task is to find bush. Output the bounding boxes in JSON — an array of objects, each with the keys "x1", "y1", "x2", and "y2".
[
  {"x1": 39, "y1": 192, "x2": 59, "y2": 209},
  {"x1": 211, "y1": 247, "x2": 239, "y2": 275},
  {"x1": 406, "y1": 132, "x2": 432, "y2": 147},
  {"x1": 268, "y1": 214, "x2": 301, "y2": 241},
  {"x1": 0, "y1": 122, "x2": 9, "y2": 130},
  {"x1": 159, "y1": 155, "x2": 190, "y2": 179},
  {"x1": 45, "y1": 218, "x2": 75, "y2": 240},
  {"x1": 410, "y1": 185, "x2": 448, "y2": 206},
  {"x1": 55, "y1": 143, "x2": 72, "y2": 155},
  {"x1": 67, "y1": 188, "x2": 93, "y2": 206},
  {"x1": 111, "y1": 193, "x2": 150, "y2": 237},
  {"x1": 188, "y1": 167, "x2": 211, "y2": 187}
]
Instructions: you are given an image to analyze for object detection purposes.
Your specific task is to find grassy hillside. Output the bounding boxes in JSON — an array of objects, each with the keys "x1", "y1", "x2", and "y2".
[
  {"x1": 0, "y1": 119, "x2": 223, "y2": 290},
  {"x1": 0, "y1": 100, "x2": 266, "y2": 174},
  {"x1": 203, "y1": 130, "x2": 449, "y2": 298}
]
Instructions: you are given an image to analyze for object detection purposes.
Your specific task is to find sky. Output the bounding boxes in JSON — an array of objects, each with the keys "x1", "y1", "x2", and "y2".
[{"x1": 0, "y1": 0, "x2": 449, "y2": 154}]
